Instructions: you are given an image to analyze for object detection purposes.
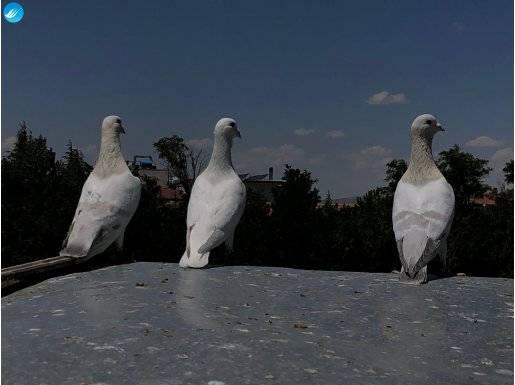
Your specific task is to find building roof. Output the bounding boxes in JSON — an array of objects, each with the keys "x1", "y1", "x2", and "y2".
[
  {"x1": 470, "y1": 195, "x2": 496, "y2": 206},
  {"x1": 245, "y1": 173, "x2": 270, "y2": 181},
  {"x1": 137, "y1": 169, "x2": 169, "y2": 187},
  {"x1": 333, "y1": 197, "x2": 358, "y2": 206}
]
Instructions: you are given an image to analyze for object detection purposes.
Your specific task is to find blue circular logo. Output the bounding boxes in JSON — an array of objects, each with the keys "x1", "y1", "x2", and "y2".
[{"x1": 3, "y1": 2, "x2": 24, "y2": 23}]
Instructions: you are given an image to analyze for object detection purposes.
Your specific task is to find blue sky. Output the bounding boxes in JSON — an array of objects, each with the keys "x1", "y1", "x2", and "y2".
[{"x1": 2, "y1": 0, "x2": 513, "y2": 196}]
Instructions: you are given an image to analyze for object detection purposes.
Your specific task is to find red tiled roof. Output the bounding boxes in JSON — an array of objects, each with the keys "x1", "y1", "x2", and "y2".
[
  {"x1": 470, "y1": 195, "x2": 496, "y2": 206},
  {"x1": 160, "y1": 187, "x2": 184, "y2": 200}
]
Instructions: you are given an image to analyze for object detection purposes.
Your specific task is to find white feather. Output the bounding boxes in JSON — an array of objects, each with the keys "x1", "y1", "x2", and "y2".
[
  {"x1": 180, "y1": 117, "x2": 246, "y2": 268},
  {"x1": 392, "y1": 114, "x2": 455, "y2": 283},
  {"x1": 393, "y1": 178, "x2": 454, "y2": 283},
  {"x1": 60, "y1": 116, "x2": 141, "y2": 259},
  {"x1": 393, "y1": 178, "x2": 454, "y2": 242},
  {"x1": 61, "y1": 172, "x2": 141, "y2": 258}
]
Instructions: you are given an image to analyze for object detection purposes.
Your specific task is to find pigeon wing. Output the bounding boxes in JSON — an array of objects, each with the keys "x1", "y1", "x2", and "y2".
[
  {"x1": 393, "y1": 178, "x2": 454, "y2": 242},
  {"x1": 188, "y1": 174, "x2": 246, "y2": 253},
  {"x1": 61, "y1": 173, "x2": 141, "y2": 258},
  {"x1": 393, "y1": 178, "x2": 454, "y2": 267}
]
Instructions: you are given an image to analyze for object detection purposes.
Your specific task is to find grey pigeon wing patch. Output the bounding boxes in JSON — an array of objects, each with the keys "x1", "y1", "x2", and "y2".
[{"x1": 198, "y1": 229, "x2": 226, "y2": 254}]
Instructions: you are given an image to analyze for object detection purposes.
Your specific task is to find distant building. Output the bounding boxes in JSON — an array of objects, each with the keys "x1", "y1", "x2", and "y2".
[
  {"x1": 128, "y1": 155, "x2": 184, "y2": 201},
  {"x1": 129, "y1": 157, "x2": 285, "y2": 203},
  {"x1": 241, "y1": 167, "x2": 284, "y2": 204},
  {"x1": 332, "y1": 197, "x2": 358, "y2": 208},
  {"x1": 127, "y1": 155, "x2": 156, "y2": 170},
  {"x1": 317, "y1": 196, "x2": 358, "y2": 209},
  {"x1": 470, "y1": 194, "x2": 496, "y2": 207}
]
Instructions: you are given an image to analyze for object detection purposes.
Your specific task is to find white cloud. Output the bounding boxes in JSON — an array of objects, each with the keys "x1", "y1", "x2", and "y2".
[
  {"x1": 347, "y1": 145, "x2": 393, "y2": 170},
  {"x1": 1, "y1": 136, "x2": 16, "y2": 154},
  {"x1": 249, "y1": 144, "x2": 305, "y2": 165},
  {"x1": 236, "y1": 143, "x2": 305, "y2": 172},
  {"x1": 361, "y1": 145, "x2": 391, "y2": 156},
  {"x1": 326, "y1": 130, "x2": 345, "y2": 139},
  {"x1": 367, "y1": 91, "x2": 408, "y2": 106},
  {"x1": 78, "y1": 144, "x2": 98, "y2": 163},
  {"x1": 186, "y1": 137, "x2": 212, "y2": 149},
  {"x1": 452, "y1": 21, "x2": 464, "y2": 32},
  {"x1": 465, "y1": 136, "x2": 503, "y2": 148},
  {"x1": 294, "y1": 128, "x2": 316, "y2": 136},
  {"x1": 80, "y1": 144, "x2": 98, "y2": 155},
  {"x1": 490, "y1": 147, "x2": 513, "y2": 184},
  {"x1": 307, "y1": 155, "x2": 325, "y2": 165}
]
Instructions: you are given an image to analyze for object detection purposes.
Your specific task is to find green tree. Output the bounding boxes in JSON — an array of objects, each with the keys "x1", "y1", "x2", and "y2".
[
  {"x1": 2, "y1": 125, "x2": 96, "y2": 267},
  {"x1": 447, "y1": 194, "x2": 513, "y2": 278},
  {"x1": 53, "y1": 143, "x2": 94, "y2": 252},
  {"x1": 57, "y1": 142, "x2": 93, "y2": 214},
  {"x1": 124, "y1": 173, "x2": 186, "y2": 261},
  {"x1": 227, "y1": 189, "x2": 272, "y2": 266},
  {"x1": 2, "y1": 123, "x2": 61, "y2": 265},
  {"x1": 312, "y1": 190, "x2": 345, "y2": 269},
  {"x1": 343, "y1": 187, "x2": 398, "y2": 272},
  {"x1": 153, "y1": 135, "x2": 206, "y2": 196},
  {"x1": 385, "y1": 159, "x2": 408, "y2": 194},
  {"x1": 59, "y1": 141, "x2": 93, "y2": 191},
  {"x1": 270, "y1": 165, "x2": 321, "y2": 267},
  {"x1": 503, "y1": 160, "x2": 513, "y2": 185},
  {"x1": 437, "y1": 145, "x2": 491, "y2": 208},
  {"x1": 434, "y1": 148, "x2": 512, "y2": 278}
]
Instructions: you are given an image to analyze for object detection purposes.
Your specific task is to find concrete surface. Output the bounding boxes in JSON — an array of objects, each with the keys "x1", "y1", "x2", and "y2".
[{"x1": 2, "y1": 262, "x2": 514, "y2": 385}]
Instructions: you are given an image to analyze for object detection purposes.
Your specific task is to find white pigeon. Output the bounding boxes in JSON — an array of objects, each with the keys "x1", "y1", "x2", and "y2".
[
  {"x1": 179, "y1": 117, "x2": 246, "y2": 268},
  {"x1": 60, "y1": 115, "x2": 141, "y2": 260},
  {"x1": 392, "y1": 114, "x2": 455, "y2": 284}
]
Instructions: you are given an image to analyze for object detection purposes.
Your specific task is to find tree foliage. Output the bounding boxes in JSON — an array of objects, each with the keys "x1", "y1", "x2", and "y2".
[
  {"x1": 268, "y1": 165, "x2": 321, "y2": 266},
  {"x1": 503, "y1": 160, "x2": 513, "y2": 184},
  {"x1": 2, "y1": 127, "x2": 513, "y2": 279},
  {"x1": 385, "y1": 159, "x2": 407, "y2": 194},
  {"x1": 2, "y1": 124, "x2": 91, "y2": 265},
  {"x1": 153, "y1": 136, "x2": 207, "y2": 196},
  {"x1": 437, "y1": 145, "x2": 491, "y2": 208},
  {"x1": 124, "y1": 174, "x2": 186, "y2": 262}
]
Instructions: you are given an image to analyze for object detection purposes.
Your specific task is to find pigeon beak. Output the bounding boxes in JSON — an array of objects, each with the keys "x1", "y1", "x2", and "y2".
[
  {"x1": 437, "y1": 123, "x2": 444, "y2": 131},
  {"x1": 119, "y1": 125, "x2": 126, "y2": 134},
  {"x1": 235, "y1": 129, "x2": 242, "y2": 139}
]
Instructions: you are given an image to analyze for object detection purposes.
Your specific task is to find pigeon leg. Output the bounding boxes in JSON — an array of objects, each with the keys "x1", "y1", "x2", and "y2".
[
  {"x1": 439, "y1": 240, "x2": 448, "y2": 273},
  {"x1": 225, "y1": 231, "x2": 235, "y2": 253},
  {"x1": 115, "y1": 232, "x2": 124, "y2": 252},
  {"x1": 399, "y1": 265, "x2": 428, "y2": 284}
]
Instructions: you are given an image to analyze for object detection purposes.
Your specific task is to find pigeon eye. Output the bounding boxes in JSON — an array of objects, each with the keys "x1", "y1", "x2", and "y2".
[
  {"x1": 229, "y1": 122, "x2": 235, "y2": 127},
  {"x1": 426, "y1": 120, "x2": 432, "y2": 125}
]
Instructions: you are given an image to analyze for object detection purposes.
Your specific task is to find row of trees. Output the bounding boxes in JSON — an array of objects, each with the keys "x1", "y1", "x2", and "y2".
[
  {"x1": 2, "y1": 123, "x2": 513, "y2": 278},
  {"x1": 2, "y1": 123, "x2": 92, "y2": 266},
  {"x1": 227, "y1": 154, "x2": 513, "y2": 278}
]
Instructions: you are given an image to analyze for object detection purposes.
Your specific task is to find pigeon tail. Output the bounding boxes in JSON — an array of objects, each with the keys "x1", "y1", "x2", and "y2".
[
  {"x1": 401, "y1": 229, "x2": 431, "y2": 283},
  {"x1": 179, "y1": 227, "x2": 216, "y2": 268},
  {"x1": 59, "y1": 215, "x2": 116, "y2": 260},
  {"x1": 179, "y1": 249, "x2": 210, "y2": 268},
  {"x1": 399, "y1": 265, "x2": 428, "y2": 284},
  {"x1": 60, "y1": 225, "x2": 98, "y2": 260}
]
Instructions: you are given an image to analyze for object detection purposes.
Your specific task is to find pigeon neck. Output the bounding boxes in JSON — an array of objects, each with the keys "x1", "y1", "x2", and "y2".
[
  {"x1": 207, "y1": 134, "x2": 234, "y2": 172},
  {"x1": 404, "y1": 134, "x2": 442, "y2": 183},
  {"x1": 94, "y1": 134, "x2": 127, "y2": 177}
]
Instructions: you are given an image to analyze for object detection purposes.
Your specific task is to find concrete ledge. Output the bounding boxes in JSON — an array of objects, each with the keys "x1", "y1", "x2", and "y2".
[{"x1": 2, "y1": 262, "x2": 513, "y2": 384}]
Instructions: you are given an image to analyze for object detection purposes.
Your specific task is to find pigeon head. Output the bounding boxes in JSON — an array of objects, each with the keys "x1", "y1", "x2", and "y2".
[
  {"x1": 214, "y1": 117, "x2": 241, "y2": 139},
  {"x1": 102, "y1": 115, "x2": 125, "y2": 136},
  {"x1": 410, "y1": 114, "x2": 444, "y2": 139}
]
